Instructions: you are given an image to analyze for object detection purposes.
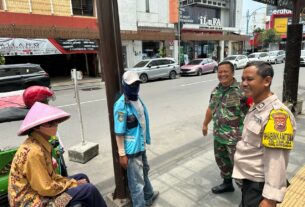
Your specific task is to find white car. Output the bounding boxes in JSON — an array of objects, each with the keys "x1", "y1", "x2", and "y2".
[
  {"x1": 125, "y1": 58, "x2": 180, "y2": 83},
  {"x1": 267, "y1": 50, "x2": 285, "y2": 64},
  {"x1": 300, "y1": 50, "x2": 305, "y2": 66},
  {"x1": 248, "y1": 52, "x2": 269, "y2": 62},
  {"x1": 222, "y1": 55, "x2": 249, "y2": 70}
]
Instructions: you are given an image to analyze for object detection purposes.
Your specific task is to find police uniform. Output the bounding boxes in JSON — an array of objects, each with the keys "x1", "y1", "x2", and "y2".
[
  {"x1": 233, "y1": 94, "x2": 296, "y2": 206},
  {"x1": 209, "y1": 79, "x2": 248, "y2": 179}
]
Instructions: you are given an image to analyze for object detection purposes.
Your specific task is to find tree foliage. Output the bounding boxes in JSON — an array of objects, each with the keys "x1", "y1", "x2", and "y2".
[
  {"x1": 259, "y1": 29, "x2": 281, "y2": 47},
  {"x1": 0, "y1": 55, "x2": 5, "y2": 65}
]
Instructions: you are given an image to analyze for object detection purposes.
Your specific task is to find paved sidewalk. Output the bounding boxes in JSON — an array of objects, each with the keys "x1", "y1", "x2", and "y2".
[{"x1": 103, "y1": 113, "x2": 305, "y2": 207}]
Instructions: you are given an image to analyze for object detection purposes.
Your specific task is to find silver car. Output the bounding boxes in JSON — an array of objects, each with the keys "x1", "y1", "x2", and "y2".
[
  {"x1": 267, "y1": 50, "x2": 285, "y2": 64},
  {"x1": 126, "y1": 58, "x2": 180, "y2": 83},
  {"x1": 248, "y1": 52, "x2": 269, "y2": 62}
]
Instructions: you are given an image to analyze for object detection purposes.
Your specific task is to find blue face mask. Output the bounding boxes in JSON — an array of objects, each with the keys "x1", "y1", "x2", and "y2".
[{"x1": 122, "y1": 81, "x2": 140, "y2": 101}]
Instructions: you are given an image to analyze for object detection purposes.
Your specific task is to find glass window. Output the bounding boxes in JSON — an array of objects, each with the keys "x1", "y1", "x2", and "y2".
[
  {"x1": 188, "y1": 59, "x2": 203, "y2": 65},
  {"x1": 149, "y1": 60, "x2": 161, "y2": 66},
  {"x1": 301, "y1": 50, "x2": 305, "y2": 56},
  {"x1": 72, "y1": 0, "x2": 94, "y2": 16},
  {"x1": 134, "y1": 60, "x2": 149, "y2": 68}
]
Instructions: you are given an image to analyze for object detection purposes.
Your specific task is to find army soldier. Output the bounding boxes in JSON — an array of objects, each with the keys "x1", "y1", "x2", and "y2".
[
  {"x1": 233, "y1": 61, "x2": 296, "y2": 207},
  {"x1": 202, "y1": 61, "x2": 249, "y2": 194}
]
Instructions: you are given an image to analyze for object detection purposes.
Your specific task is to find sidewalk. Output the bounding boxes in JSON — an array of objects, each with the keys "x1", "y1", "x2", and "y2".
[
  {"x1": 50, "y1": 76, "x2": 103, "y2": 91},
  {"x1": 104, "y1": 113, "x2": 305, "y2": 207}
]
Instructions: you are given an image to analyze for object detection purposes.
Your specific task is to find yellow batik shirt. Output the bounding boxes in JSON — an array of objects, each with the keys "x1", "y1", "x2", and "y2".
[{"x1": 8, "y1": 132, "x2": 78, "y2": 207}]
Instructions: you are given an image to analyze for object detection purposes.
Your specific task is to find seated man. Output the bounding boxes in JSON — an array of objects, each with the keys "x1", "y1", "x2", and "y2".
[{"x1": 8, "y1": 102, "x2": 107, "y2": 207}]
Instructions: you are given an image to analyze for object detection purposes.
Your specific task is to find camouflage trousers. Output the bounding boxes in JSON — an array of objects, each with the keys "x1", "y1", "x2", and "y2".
[{"x1": 214, "y1": 139, "x2": 236, "y2": 179}]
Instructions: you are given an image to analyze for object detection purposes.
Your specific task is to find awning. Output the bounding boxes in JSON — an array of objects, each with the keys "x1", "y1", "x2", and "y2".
[{"x1": 0, "y1": 38, "x2": 99, "y2": 56}]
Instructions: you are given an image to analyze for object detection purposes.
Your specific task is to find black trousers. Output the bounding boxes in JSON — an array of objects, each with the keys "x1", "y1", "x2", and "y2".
[{"x1": 241, "y1": 179, "x2": 264, "y2": 207}]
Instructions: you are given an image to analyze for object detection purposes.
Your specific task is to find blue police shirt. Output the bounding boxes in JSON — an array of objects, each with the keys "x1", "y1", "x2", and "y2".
[{"x1": 114, "y1": 95, "x2": 151, "y2": 155}]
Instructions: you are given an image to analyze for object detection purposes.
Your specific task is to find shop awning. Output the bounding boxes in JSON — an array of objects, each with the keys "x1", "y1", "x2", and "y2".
[{"x1": 0, "y1": 38, "x2": 99, "y2": 56}]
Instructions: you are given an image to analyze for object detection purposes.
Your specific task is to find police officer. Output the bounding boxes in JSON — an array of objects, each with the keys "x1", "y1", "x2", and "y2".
[
  {"x1": 202, "y1": 61, "x2": 249, "y2": 194},
  {"x1": 233, "y1": 61, "x2": 296, "y2": 207},
  {"x1": 114, "y1": 71, "x2": 158, "y2": 207}
]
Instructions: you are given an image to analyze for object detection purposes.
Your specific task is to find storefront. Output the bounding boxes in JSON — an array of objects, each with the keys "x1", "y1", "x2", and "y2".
[
  {"x1": 0, "y1": 38, "x2": 99, "y2": 77},
  {"x1": 179, "y1": 5, "x2": 247, "y2": 63}
]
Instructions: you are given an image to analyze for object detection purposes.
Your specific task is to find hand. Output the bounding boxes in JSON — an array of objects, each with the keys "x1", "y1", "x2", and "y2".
[
  {"x1": 202, "y1": 125, "x2": 208, "y2": 136},
  {"x1": 77, "y1": 179, "x2": 88, "y2": 186},
  {"x1": 119, "y1": 155, "x2": 128, "y2": 169},
  {"x1": 259, "y1": 198, "x2": 276, "y2": 207}
]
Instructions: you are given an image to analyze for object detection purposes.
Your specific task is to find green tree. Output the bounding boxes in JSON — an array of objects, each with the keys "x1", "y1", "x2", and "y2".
[
  {"x1": 259, "y1": 29, "x2": 281, "y2": 48},
  {"x1": 0, "y1": 54, "x2": 5, "y2": 65}
]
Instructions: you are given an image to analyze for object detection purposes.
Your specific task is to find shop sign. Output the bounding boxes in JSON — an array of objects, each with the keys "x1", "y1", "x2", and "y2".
[
  {"x1": 199, "y1": 17, "x2": 222, "y2": 28},
  {"x1": 180, "y1": 6, "x2": 219, "y2": 25},
  {"x1": 272, "y1": 9, "x2": 292, "y2": 15},
  {"x1": 0, "y1": 38, "x2": 61, "y2": 56},
  {"x1": 56, "y1": 39, "x2": 98, "y2": 52},
  {"x1": 274, "y1": 17, "x2": 289, "y2": 34}
]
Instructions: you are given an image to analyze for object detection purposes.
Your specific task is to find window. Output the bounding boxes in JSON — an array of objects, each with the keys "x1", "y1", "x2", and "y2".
[
  {"x1": 0, "y1": 0, "x2": 3, "y2": 10},
  {"x1": 145, "y1": 0, "x2": 150, "y2": 13},
  {"x1": 72, "y1": 0, "x2": 93, "y2": 16}
]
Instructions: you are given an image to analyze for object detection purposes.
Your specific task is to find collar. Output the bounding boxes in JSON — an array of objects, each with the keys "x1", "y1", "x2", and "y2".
[
  {"x1": 216, "y1": 78, "x2": 239, "y2": 89},
  {"x1": 253, "y1": 94, "x2": 277, "y2": 112},
  {"x1": 30, "y1": 131, "x2": 53, "y2": 153}
]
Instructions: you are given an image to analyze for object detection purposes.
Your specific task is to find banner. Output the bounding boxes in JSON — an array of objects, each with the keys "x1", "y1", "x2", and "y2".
[
  {"x1": 55, "y1": 39, "x2": 98, "y2": 52},
  {"x1": 0, "y1": 38, "x2": 61, "y2": 56},
  {"x1": 274, "y1": 17, "x2": 289, "y2": 34}
]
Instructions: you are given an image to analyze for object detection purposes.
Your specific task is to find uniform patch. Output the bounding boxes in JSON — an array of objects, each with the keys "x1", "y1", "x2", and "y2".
[
  {"x1": 262, "y1": 108, "x2": 294, "y2": 149},
  {"x1": 118, "y1": 112, "x2": 124, "y2": 122}
]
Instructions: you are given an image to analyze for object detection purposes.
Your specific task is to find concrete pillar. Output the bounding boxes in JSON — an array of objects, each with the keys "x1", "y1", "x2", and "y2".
[
  {"x1": 228, "y1": 41, "x2": 233, "y2": 56},
  {"x1": 220, "y1": 40, "x2": 225, "y2": 62},
  {"x1": 174, "y1": 40, "x2": 178, "y2": 62}
]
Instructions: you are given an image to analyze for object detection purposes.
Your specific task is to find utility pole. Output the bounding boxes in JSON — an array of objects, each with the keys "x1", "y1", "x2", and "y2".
[
  {"x1": 96, "y1": 0, "x2": 129, "y2": 201},
  {"x1": 282, "y1": 0, "x2": 305, "y2": 112}
]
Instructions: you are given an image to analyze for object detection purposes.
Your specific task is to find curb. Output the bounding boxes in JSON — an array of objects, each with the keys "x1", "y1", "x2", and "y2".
[{"x1": 51, "y1": 80, "x2": 104, "y2": 91}]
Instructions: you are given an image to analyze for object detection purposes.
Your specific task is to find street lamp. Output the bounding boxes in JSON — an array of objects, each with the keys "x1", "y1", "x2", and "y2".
[{"x1": 246, "y1": 7, "x2": 266, "y2": 35}]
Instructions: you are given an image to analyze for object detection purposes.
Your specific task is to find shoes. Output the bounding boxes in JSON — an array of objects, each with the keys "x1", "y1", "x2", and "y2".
[
  {"x1": 211, "y1": 179, "x2": 235, "y2": 194},
  {"x1": 145, "y1": 191, "x2": 159, "y2": 206}
]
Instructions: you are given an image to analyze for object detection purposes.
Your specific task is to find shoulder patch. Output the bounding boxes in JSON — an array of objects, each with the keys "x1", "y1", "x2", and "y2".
[
  {"x1": 118, "y1": 111, "x2": 125, "y2": 122},
  {"x1": 262, "y1": 108, "x2": 294, "y2": 149}
]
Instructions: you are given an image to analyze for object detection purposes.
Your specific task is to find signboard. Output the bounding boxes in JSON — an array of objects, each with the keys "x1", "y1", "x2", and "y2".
[
  {"x1": 274, "y1": 17, "x2": 289, "y2": 34},
  {"x1": 56, "y1": 39, "x2": 98, "y2": 52},
  {"x1": 0, "y1": 38, "x2": 61, "y2": 56},
  {"x1": 180, "y1": 6, "x2": 220, "y2": 25},
  {"x1": 253, "y1": 0, "x2": 293, "y2": 10}
]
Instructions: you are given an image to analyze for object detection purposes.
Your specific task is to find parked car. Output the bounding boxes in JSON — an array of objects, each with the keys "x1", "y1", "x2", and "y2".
[
  {"x1": 180, "y1": 58, "x2": 218, "y2": 76},
  {"x1": 0, "y1": 63, "x2": 50, "y2": 93},
  {"x1": 248, "y1": 52, "x2": 269, "y2": 62},
  {"x1": 125, "y1": 58, "x2": 180, "y2": 83},
  {"x1": 222, "y1": 55, "x2": 249, "y2": 69},
  {"x1": 267, "y1": 50, "x2": 285, "y2": 64},
  {"x1": 300, "y1": 50, "x2": 305, "y2": 66}
]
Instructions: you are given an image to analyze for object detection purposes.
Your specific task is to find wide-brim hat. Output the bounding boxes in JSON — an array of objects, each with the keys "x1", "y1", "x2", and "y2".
[
  {"x1": 123, "y1": 71, "x2": 140, "y2": 85},
  {"x1": 18, "y1": 102, "x2": 70, "y2": 136}
]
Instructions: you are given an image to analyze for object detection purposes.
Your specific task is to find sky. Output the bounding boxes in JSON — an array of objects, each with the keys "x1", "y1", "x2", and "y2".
[{"x1": 241, "y1": 0, "x2": 268, "y2": 34}]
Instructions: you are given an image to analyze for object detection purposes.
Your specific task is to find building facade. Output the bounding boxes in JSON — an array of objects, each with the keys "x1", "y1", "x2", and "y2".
[
  {"x1": 178, "y1": 0, "x2": 248, "y2": 63},
  {"x1": 0, "y1": 0, "x2": 176, "y2": 77}
]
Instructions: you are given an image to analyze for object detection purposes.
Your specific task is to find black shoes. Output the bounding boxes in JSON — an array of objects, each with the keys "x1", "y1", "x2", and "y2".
[
  {"x1": 145, "y1": 191, "x2": 159, "y2": 206},
  {"x1": 211, "y1": 179, "x2": 235, "y2": 194}
]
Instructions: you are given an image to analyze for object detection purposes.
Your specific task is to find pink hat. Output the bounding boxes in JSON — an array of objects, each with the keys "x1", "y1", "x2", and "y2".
[{"x1": 18, "y1": 102, "x2": 70, "y2": 136}]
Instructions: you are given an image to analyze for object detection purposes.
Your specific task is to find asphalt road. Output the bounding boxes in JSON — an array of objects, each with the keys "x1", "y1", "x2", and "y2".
[{"x1": 1, "y1": 63, "x2": 305, "y2": 195}]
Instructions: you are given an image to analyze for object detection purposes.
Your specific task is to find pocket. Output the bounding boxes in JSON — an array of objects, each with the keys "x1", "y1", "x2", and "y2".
[
  {"x1": 244, "y1": 120, "x2": 262, "y2": 148},
  {"x1": 126, "y1": 115, "x2": 138, "y2": 129}
]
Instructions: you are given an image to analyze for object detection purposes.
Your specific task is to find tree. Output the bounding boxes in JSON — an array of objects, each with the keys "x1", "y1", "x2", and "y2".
[
  {"x1": 259, "y1": 29, "x2": 281, "y2": 49},
  {"x1": 0, "y1": 54, "x2": 5, "y2": 65}
]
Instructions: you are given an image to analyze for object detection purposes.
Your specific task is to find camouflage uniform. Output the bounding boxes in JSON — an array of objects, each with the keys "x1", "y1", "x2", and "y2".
[{"x1": 209, "y1": 79, "x2": 248, "y2": 179}]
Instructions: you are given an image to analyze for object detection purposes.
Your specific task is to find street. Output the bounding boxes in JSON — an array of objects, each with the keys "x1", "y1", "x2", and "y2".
[{"x1": 1, "y1": 63, "x2": 305, "y2": 202}]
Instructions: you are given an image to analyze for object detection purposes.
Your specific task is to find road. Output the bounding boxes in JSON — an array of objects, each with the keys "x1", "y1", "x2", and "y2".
[{"x1": 1, "y1": 63, "x2": 305, "y2": 196}]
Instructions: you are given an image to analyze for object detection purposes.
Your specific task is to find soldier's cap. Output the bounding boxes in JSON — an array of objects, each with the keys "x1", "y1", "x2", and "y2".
[{"x1": 123, "y1": 71, "x2": 140, "y2": 85}]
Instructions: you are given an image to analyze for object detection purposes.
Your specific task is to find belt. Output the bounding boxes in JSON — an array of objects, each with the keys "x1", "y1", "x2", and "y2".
[{"x1": 126, "y1": 151, "x2": 144, "y2": 158}]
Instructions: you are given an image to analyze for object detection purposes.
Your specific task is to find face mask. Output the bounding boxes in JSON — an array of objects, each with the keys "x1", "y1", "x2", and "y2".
[{"x1": 122, "y1": 81, "x2": 140, "y2": 101}]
